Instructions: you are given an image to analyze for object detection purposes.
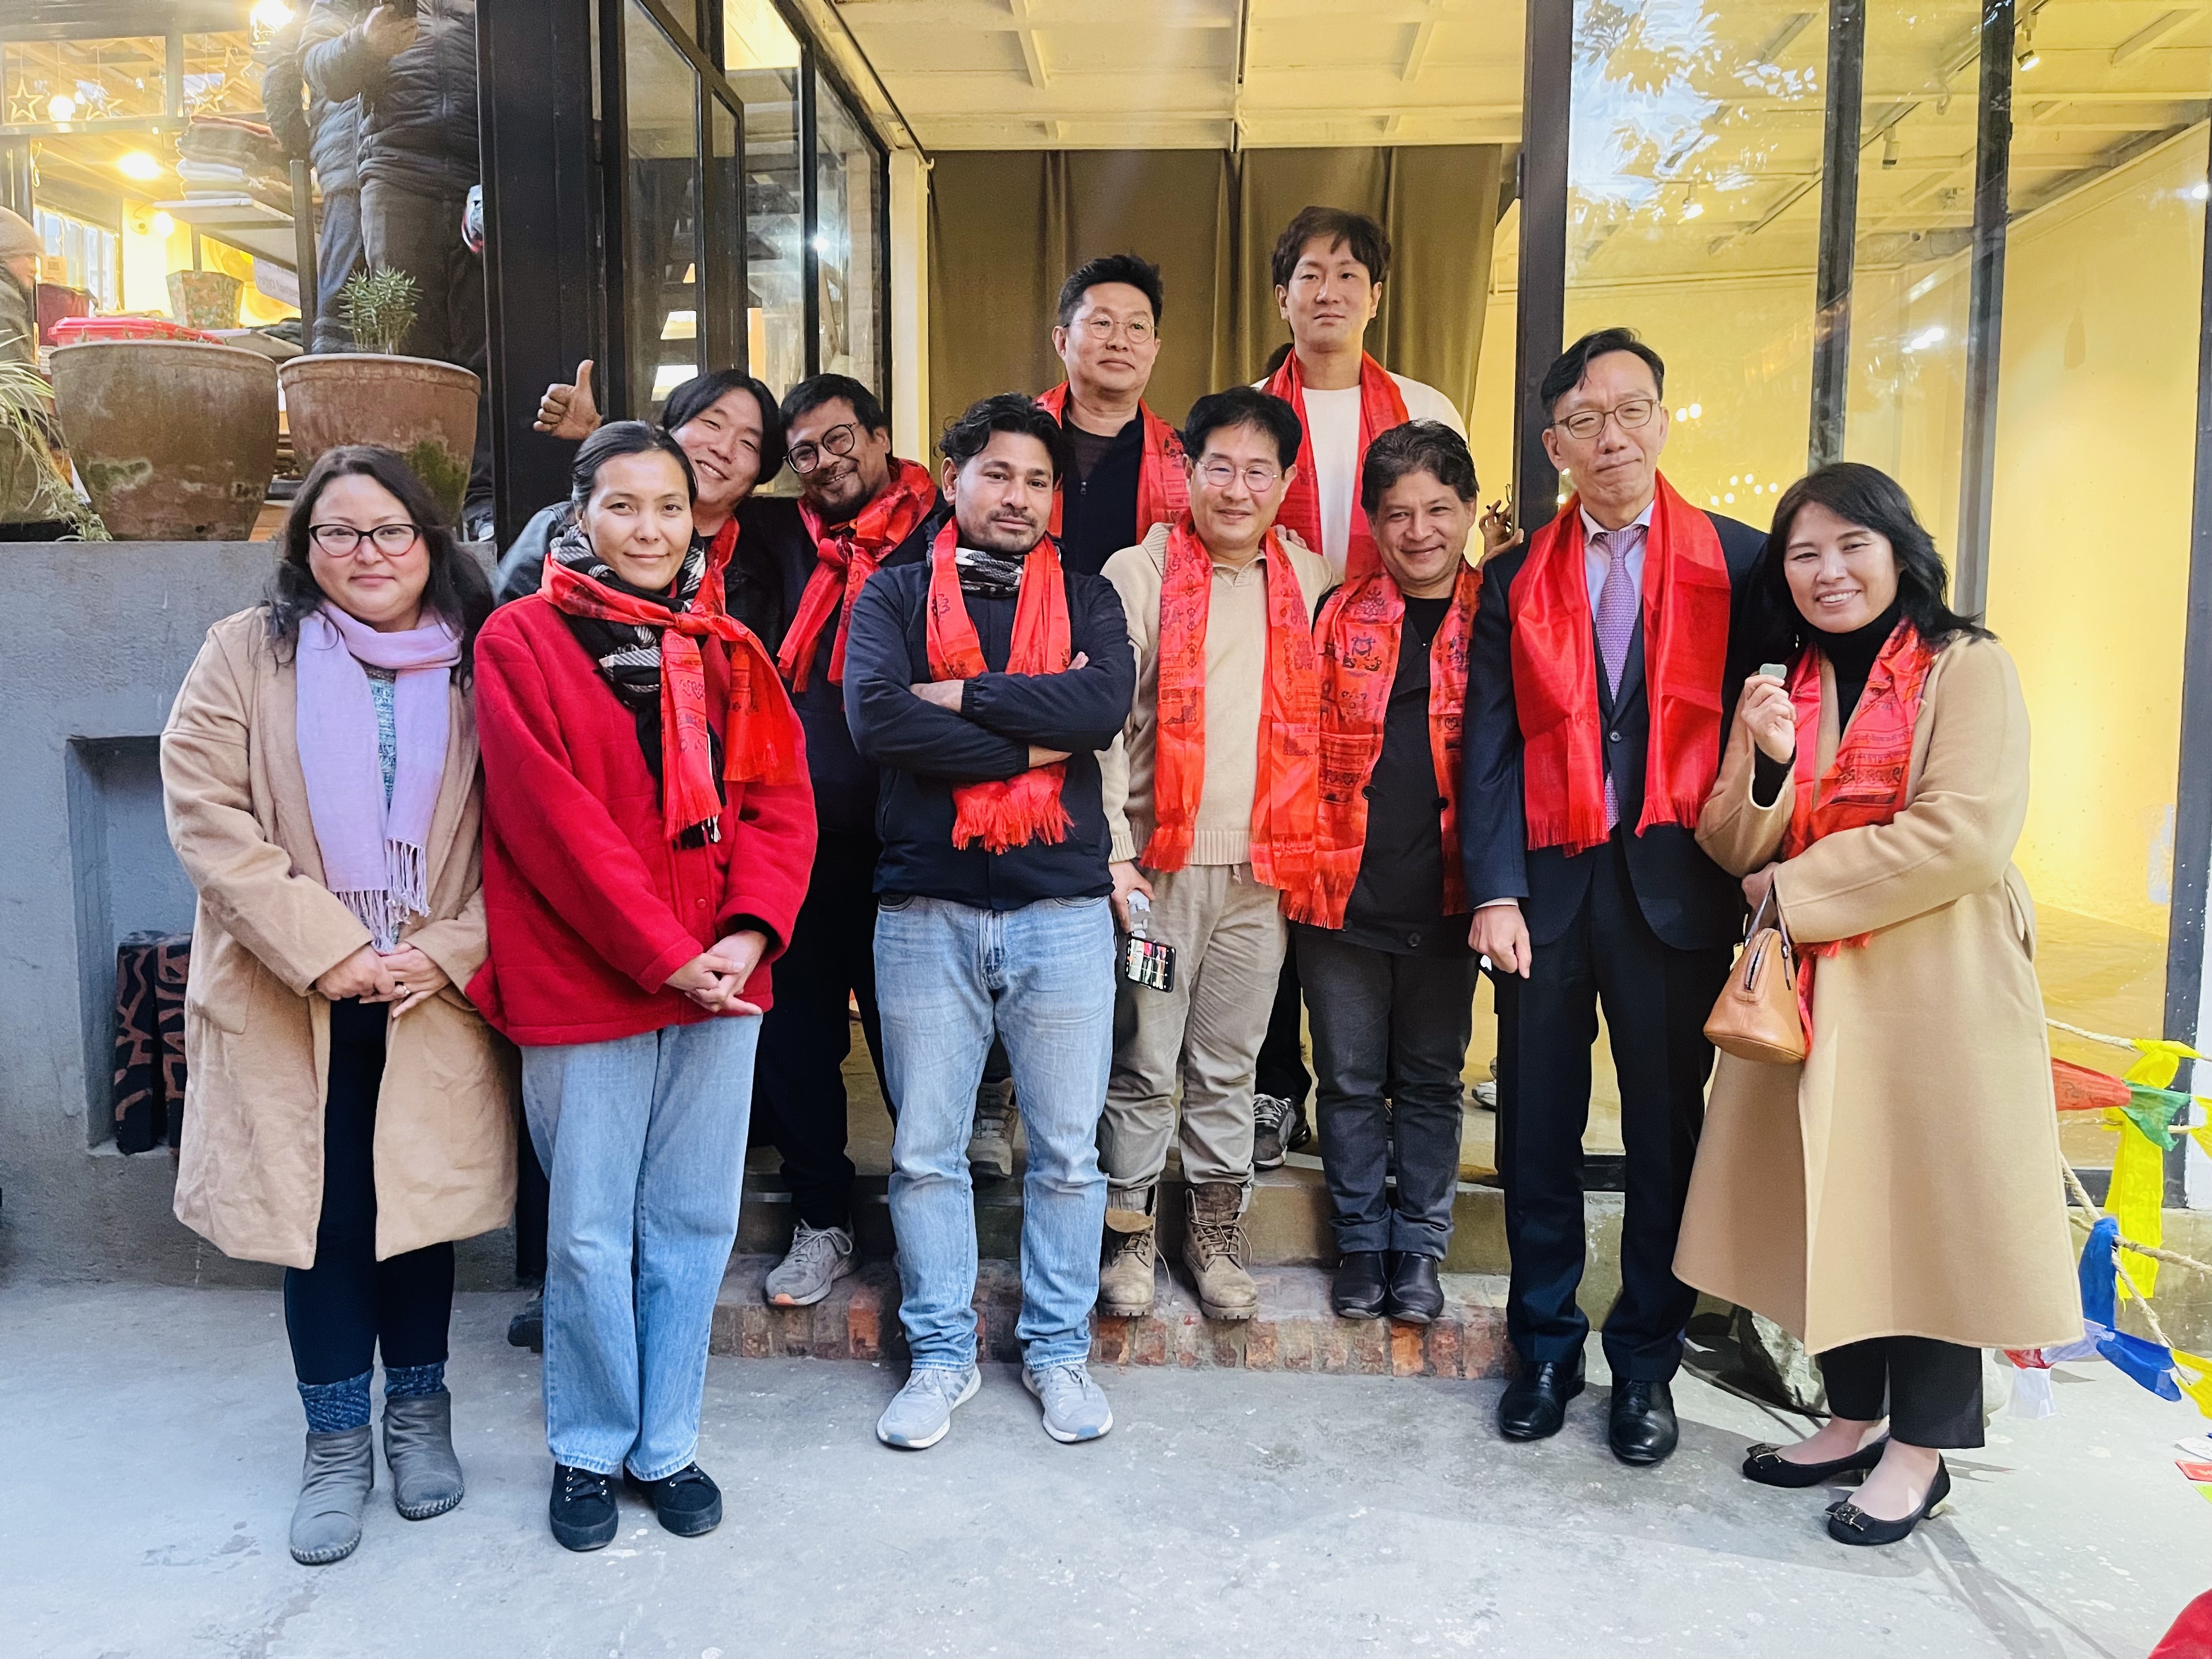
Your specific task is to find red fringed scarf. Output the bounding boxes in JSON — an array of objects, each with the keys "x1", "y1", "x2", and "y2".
[
  {"x1": 1289, "y1": 562, "x2": 1480, "y2": 929},
  {"x1": 922, "y1": 523, "x2": 1075, "y2": 853},
  {"x1": 1035, "y1": 383, "x2": 1189, "y2": 543},
  {"x1": 780, "y1": 456, "x2": 938, "y2": 692},
  {"x1": 1780, "y1": 619, "x2": 1939, "y2": 1040},
  {"x1": 1509, "y1": 475, "x2": 1733, "y2": 854},
  {"x1": 1140, "y1": 519, "x2": 1318, "y2": 891},
  {"x1": 543, "y1": 520, "x2": 805, "y2": 842},
  {"x1": 1262, "y1": 349, "x2": 1410, "y2": 580}
]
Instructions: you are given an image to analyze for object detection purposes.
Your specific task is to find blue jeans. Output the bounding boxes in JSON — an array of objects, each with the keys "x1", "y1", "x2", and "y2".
[
  {"x1": 876, "y1": 894, "x2": 1114, "y2": 1371},
  {"x1": 520, "y1": 1014, "x2": 760, "y2": 1479}
]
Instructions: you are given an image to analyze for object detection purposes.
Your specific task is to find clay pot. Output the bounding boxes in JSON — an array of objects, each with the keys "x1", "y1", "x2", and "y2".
[
  {"x1": 50, "y1": 340, "x2": 278, "y2": 540},
  {"x1": 279, "y1": 354, "x2": 479, "y2": 520}
]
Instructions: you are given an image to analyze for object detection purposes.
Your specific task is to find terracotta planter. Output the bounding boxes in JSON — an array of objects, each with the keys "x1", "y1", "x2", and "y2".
[
  {"x1": 280, "y1": 354, "x2": 479, "y2": 520},
  {"x1": 50, "y1": 340, "x2": 278, "y2": 540}
]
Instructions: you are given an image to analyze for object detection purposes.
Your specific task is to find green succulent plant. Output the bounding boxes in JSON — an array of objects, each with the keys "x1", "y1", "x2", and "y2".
[{"x1": 338, "y1": 265, "x2": 421, "y2": 357}]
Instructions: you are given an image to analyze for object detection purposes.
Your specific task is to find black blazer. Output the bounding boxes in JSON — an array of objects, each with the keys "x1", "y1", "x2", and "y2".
[{"x1": 1459, "y1": 509, "x2": 1765, "y2": 953}]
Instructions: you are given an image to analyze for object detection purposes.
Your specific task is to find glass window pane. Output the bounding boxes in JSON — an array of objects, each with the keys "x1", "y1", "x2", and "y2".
[
  {"x1": 702, "y1": 97, "x2": 742, "y2": 373},
  {"x1": 814, "y1": 73, "x2": 881, "y2": 390},
  {"x1": 2, "y1": 37, "x2": 167, "y2": 125},
  {"x1": 183, "y1": 33, "x2": 266, "y2": 118},
  {"x1": 623, "y1": 1, "x2": 702, "y2": 419},
  {"x1": 725, "y1": 0, "x2": 804, "y2": 398}
]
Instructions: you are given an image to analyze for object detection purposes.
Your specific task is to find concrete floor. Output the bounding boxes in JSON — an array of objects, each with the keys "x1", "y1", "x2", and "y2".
[{"x1": 3, "y1": 1283, "x2": 2207, "y2": 1657}]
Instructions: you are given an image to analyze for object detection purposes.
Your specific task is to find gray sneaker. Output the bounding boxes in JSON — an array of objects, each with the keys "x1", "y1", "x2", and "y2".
[
  {"x1": 1023, "y1": 1361, "x2": 1114, "y2": 1443},
  {"x1": 875, "y1": 1365, "x2": 981, "y2": 1450},
  {"x1": 967, "y1": 1076, "x2": 1017, "y2": 1182},
  {"x1": 764, "y1": 1221, "x2": 855, "y2": 1307}
]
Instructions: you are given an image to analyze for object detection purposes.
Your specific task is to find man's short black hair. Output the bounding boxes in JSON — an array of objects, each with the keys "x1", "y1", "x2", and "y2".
[
  {"x1": 1055, "y1": 252, "x2": 1164, "y2": 329},
  {"x1": 941, "y1": 391, "x2": 1071, "y2": 481},
  {"x1": 1182, "y1": 386, "x2": 1304, "y2": 471},
  {"x1": 1361, "y1": 420, "x2": 1479, "y2": 516},
  {"x1": 1270, "y1": 206, "x2": 1391, "y2": 291},
  {"x1": 781, "y1": 372, "x2": 888, "y2": 436},
  {"x1": 1539, "y1": 327, "x2": 1667, "y2": 421}
]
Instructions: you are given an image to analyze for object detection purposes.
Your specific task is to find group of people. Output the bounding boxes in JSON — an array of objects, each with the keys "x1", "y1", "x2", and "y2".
[{"x1": 159, "y1": 204, "x2": 2083, "y2": 1571}]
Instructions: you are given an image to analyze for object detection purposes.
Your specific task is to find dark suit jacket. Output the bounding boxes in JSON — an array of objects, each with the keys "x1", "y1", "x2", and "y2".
[{"x1": 1459, "y1": 509, "x2": 1765, "y2": 953}]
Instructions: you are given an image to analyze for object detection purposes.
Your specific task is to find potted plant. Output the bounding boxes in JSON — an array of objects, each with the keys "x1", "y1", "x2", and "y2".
[
  {"x1": 277, "y1": 267, "x2": 479, "y2": 520},
  {"x1": 0, "y1": 360, "x2": 106, "y2": 539}
]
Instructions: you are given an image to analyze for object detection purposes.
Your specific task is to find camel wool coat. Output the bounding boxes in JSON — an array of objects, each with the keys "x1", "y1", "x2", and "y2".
[
  {"x1": 161, "y1": 608, "x2": 515, "y2": 1269},
  {"x1": 1674, "y1": 635, "x2": 2081, "y2": 1355}
]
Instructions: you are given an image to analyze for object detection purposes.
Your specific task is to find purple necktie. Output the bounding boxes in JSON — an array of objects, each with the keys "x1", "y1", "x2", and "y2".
[{"x1": 1593, "y1": 528, "x2": 1638, "y2": 831}]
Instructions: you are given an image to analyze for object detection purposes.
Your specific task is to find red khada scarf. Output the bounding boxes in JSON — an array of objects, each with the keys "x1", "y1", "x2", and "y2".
[
  {"x1": 778, "y1": 456, "x2": 938, "y2": 692},
  {"x1": 1288, "y1": 561, "x2": 1481, "y2": 930},
  {"x1": 1261, "y1": 349, "x2": 1410, "y2": 581},
  {"x1": 1141, "y1": 518, "x2": 1319, "y2": 892},
  {"x1": 1509, "y1": 475, "x2": 1733, "y2": 854},
  {"x1": 921, "y1": 522, "x2": 1076, "y2": 853},
  {"x1": 1779, "y1": 618, "x2": 1940, "y2": 1041},
  {"x1": 543, "y1": 517, "x2": 805, "y2": 842},
  {"x1": 1034, "y1": 383, "x2": 1190, "y2": 541}
]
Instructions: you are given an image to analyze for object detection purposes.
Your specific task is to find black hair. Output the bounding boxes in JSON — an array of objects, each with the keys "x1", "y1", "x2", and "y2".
[
  {"x1": 660, "y1": 368, "x2": 787, "y2": 485},
  {"x1": 1260, "y1": 341, "x2": 1294, "y2": 379},
  {"x1": 1749, "y1": 462, "x2": 1993, "y2": 662},
  {"x1": 1055, "y1": 252, "x2": 1165, "y2": 329},
  {"x1": 1540, "y1": 326, "x2": 1667, "y2": 421},
  {"x1": 571, "y1": 420, "x2": 698, "y2": 504},
  {"x1": 266, "y1": 445, "x2": 492, "y2": 682},
  {"x1": 1182, "y1": 386, "x2": 1304, "y2": 470},
  {"x1": 781, "y1": 372, "x2": 888, "y2": 437},
  {"x1": 1361, "y1": 420, "x2": 1479, "y2": 516},
  {"x1": 940, "y1": 391, "x2": 1071, "y2": 480},
  {"x1": 1270, "y1": 205, "x2": 1391, "y2": 291}
]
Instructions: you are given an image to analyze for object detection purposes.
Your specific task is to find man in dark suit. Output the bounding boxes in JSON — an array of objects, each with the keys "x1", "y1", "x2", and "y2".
[{"x1": 1460, "y1": 328, "x2": 1763, "y2": 1466}]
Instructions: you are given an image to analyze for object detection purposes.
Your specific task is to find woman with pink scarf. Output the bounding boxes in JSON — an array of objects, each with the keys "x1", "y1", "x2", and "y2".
[{"x1": 162, "y1": 447, "x2": 510, "y2": 1568}]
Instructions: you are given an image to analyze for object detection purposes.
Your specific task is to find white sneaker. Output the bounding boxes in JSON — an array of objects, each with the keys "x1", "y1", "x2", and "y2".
[
  {"x1": 1023, "y1": 1361, "x2": 1113, "y2": 1443},
  {"x1": 763, "y1": 1221, "x2": 855, "y2": 1307}
]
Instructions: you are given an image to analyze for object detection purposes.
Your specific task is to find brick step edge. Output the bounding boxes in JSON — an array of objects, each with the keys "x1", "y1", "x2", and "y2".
[{"x1": 710, "y1": 1256, "x2": 1513, "y2": 1379}]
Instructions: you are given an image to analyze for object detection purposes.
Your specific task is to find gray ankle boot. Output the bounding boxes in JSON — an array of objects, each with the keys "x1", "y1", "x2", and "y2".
[
  {"x1": 290, "y1": 1425, "x2": 374, "y2": 1565},
  {"x1": 382, "y1": 1388, "x2": 465, "y2": 1520}
]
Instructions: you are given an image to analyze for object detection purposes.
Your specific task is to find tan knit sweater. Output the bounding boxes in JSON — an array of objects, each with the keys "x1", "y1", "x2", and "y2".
[{"x1": 1099, "y1": 522, "x2": 1331, "y2": 868}]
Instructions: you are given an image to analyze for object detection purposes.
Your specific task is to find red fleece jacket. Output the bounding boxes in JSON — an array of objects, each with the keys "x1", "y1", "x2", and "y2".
[{"x1": 469, "y1": 595, "x2": 817, "y2": 1047}]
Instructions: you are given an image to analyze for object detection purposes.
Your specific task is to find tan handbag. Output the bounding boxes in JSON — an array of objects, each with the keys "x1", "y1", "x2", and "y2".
[{"x1": 1705, "y1": 888, "x2": 1807, "y2": 1065}]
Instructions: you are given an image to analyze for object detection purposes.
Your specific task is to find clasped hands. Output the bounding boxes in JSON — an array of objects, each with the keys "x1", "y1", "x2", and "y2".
[
  {"x1": 313, "y1": 943, "x2": 450, "y2": 1018},
  {"x1": 663, "y1": 929, "x2": 771, "y2": 1015}
]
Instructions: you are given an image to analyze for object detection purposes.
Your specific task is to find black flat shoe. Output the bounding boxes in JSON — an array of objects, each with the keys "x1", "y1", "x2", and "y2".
[
  {"x1": 1742, "y1": 1437, "x2": 1885, "y2": 1488},
  {"x1": 1609, "y1": 1379, "x2": 1679, "y2": 1466},
  {"x1": 1827, "y1": 1459, "x2": 1950, "y2": 1547},
  {"x1": 625, "y1": 1463, "x2": 724, "y2": 1538},
  {"x1": 1498, "y1": 1355, "x2": 1585, "y2": 1441},
  {"x1": 549, "y1": 1463, "x2": 617, "y2": 1552},
  {"x1": 1383, "y1": 1254, "x2": 1444, "y2": 1324},
  {"x1": 1332, "y1": 1251, "x2": 1389, "y2": 1319}
]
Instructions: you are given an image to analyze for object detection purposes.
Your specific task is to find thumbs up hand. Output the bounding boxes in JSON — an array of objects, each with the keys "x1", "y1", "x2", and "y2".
[{"x1": 534, "y1": 358, "x2": 601, "y2": 441}]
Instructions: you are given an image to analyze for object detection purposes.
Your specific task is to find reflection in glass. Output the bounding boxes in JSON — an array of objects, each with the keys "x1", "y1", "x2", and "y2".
[
  {"x1": 703, "y1": 98, "x2": 742, "y2": 373},
  {"x1": 814, "y1": 72, "x2": 881, "y2": 389},
  {"x1": 725, "y1": 0, "x2": 804, "y2": 397},
  {"x1": 623, "y1": 1, "x2": 701, "y2": 417}
]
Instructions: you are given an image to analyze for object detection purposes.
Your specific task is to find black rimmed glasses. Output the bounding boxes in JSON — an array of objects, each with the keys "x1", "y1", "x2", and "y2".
[
  {"x1": 1550, "y1": 398, "x2": 1660, "y2": 442},
  {"x1": 309, "y1": 522, "x2": 422, "y2": 557},
  {"x1": 787, "y1": 422, "x2": 862, "y2": 474}
]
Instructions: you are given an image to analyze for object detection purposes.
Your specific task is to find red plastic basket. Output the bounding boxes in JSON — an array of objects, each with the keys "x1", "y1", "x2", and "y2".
[{"x1": 50, "y1": 315, "x2": 223, "y2": 346}]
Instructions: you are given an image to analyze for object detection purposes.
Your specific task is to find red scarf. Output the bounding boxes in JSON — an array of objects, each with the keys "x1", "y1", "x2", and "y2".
[
  {"x1": 780, "y1": 456, "x2": 938, "y2": 692},
  {"x1": 1262, "y1": 349, "x2": 1410, "y2": 580},
  {"x1": 1509, "y1": 476, "x2": 1733, "y2": 854},
  {"x1": 1035, "y1": 383, "x2": 1189, "y2": 543},
  {"x1": 1289, "y1": 562, "x2": 1480, "y2": 929},
  {"x1": 1780, "y1": 619, "x2": 1940, "y2": 1040},
  {"x1": 1140, "y1": 519, "x2": 1318, "y2": 891},
  {"x1": 543, "y1": 519, "x2": 804, "y2": 842},
  {"x1": 921, "y1": 523, "x2": 1075, "y2": 853}
]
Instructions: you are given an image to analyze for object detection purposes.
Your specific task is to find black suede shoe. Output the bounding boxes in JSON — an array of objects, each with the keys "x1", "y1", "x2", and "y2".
[
  {"x1": 1609, "y1": 1379, "x2": 1679, "y2": 1466},
  {"x1": 625, "y1": 1463, "x2": 724, "y2": 1537},
  {"x1": 1332, "y1": 1251, "x2": 1389, "y2": 1319},
  {"x1": 1383, "y1": 1254, "x2": 1444, "y2": 1324},
  {"x1": 1498, "y1": 1355, "x2": 1585, "y2": 1441},
  {"x1": 507, "y1": 1288, "x2": 544, "y2": 1353},
  {"x1": 1827, "y1": 1459, "x2": 1950, "y2": 1547},
  {"x1": 549, "y1": 1463, "x2": 618, "y2": 1552},
  {"x1": 1742, "y1": 1437, "x2": 1884, "y2": 1488}
]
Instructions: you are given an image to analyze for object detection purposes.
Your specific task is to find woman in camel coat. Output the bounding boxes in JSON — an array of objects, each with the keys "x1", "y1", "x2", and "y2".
[{"x1": 1674, "y1": 462, "x2": 2079, "y2": 1548}]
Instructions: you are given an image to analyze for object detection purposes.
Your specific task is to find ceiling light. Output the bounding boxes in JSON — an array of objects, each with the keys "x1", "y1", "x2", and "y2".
[
  {"x1": 1688, "y1": 402, "x2": 1702, "y2": 419},
  {"x1": 250, "y1": 0, "x2": 295, "y2": 29},
  {"x1": 1682, "y1": 183, "x2": 1704, "y2": 221},
  {"x1": 47, "y1": 93, "x2": 76, "y2": 122},
  {"x1": 1904, "y1": 324, "x2": 1947, "y2": 353},
  {"x1": 2016, "y1": 26, "x2": 2040, "y2": 72},
  {"x1": 2193, "y1": 182, "x2": 2210, "y2": 202},
  {"x1": 1724, "y1": 492, "x2": 1736, "y2": 504},
  {"x1": 118, "y1": 150, "x2": 161, "y2": 182},
  {"x1": 1674, "y1": 407, "x2": 1688, "y2": 421},
  {"x1": 150, "y1": 210, "x2": 174, "y2": 238}
]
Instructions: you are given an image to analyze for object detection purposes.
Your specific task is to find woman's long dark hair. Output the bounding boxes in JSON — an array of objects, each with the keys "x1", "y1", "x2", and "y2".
[
  {"x1": 265, "y1": 445, "x2": 494, "y2": 681},
  {"x1": 660, "y1": 369, "x2": 787, "y2": 486},
  {"x1": 1747, "y1": 461, "x2": 1993, "y2": 663}
]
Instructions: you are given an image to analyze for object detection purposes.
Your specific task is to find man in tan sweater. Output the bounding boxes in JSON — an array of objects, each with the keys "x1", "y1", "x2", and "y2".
[{"x1": 1097, "y1": 387, "x2": 1331, "y2": 1320}]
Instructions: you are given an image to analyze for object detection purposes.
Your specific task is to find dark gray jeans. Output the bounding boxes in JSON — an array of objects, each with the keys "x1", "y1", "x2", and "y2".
[{"x1": 1294, "y1": 926, "x2": 1478, "y2": 1260}]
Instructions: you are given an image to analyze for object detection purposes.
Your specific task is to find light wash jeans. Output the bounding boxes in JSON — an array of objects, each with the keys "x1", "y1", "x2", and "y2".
[
  {"x1": 521, "y1": 1013, "x2": 760, "y2": 1480},
  {"x1": 876, "y1": 893, "x2": 1115, "y2": 1371}
]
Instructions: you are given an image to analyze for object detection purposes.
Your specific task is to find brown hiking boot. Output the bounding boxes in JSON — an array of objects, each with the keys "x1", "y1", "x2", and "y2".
[
  {"x1": 1098, "y1": 1199, "x2": 1157, "y2": 1317},
  {"x1": 1183, "y1": 1182, "x2": 1258, "y2": 1321}
]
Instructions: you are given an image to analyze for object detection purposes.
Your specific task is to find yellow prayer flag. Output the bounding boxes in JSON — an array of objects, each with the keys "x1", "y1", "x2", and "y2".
[
  {"x1": 2175, "y1": 1352, "x2": 2212, "y2": 1422},
  {"x1": 2102, "y1": 1106, "x2": 2167, "y2": 1299}
]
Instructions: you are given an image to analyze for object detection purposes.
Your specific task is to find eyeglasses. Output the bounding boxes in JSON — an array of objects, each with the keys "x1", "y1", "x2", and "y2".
[
  {"x1": 309, "y1": 522, "x2": 421, "y2": 556},
  {"x1": 1550, "y1": 398, "x2": 1660, "y2": 442},
  {"x1": 1195, "y1": 461, "x2": 1284, "y2": 493},
  {"x1": 1076, "y1": 314, "x2": 1155, "y2": 345},
  {"x1": 787, "y1": 422, "x2": 862, "y2": 474}
]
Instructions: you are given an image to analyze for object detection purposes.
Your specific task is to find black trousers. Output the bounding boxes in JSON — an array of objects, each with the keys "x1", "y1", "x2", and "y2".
[
  {"x1": 1255, "y1": 952, "x2": 1313, "y2": 1105},
  {"x1": 752, "y1": 832, "x2": 891, "y2": 1231},
  {"x1": 283, "y1": 998, "x2": 455, "y2": 1386},
  {"x1": 1493, "y1": 836, "x2": 1730, "y2": 1382},
  {"x1": 1820, "y1": 1336, "x2": 1985, "y2": 1448}
]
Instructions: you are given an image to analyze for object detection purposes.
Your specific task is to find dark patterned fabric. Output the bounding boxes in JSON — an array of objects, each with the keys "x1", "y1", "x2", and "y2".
[
  {"x1": 112, "y1": 931, "x2": 191, "y2": 1154},
  {"x1": 155, "y1": 934, "x2": 191, "y2": 1148}
]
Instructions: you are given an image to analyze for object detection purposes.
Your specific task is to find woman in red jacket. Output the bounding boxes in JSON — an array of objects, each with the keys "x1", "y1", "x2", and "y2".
[{"x1": 471, "y1": 422, "x2": 815, "y2": 1553}]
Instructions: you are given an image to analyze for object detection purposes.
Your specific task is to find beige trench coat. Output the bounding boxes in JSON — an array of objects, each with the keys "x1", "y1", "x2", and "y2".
[
  {"x1": 1674, "y1": 636, "x2": 2081, "y2": 1354},
  {"x1": 161, "y1": 608, "x2": 515, "y2": 1268}
]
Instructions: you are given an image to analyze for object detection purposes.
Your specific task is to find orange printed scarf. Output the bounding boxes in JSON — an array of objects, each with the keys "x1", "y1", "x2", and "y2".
[
  {"x1": 1262, "y1": 349, "x2": 1409, "y2": 581},
  {"x1": 1141, "y1": 520, "x2": 1318, "y2": 891},
  {"x1": 780, "y1": 456, "x2": 938, "y2": 692},
  {"x1": 1035, "y1": 383, "x2": 1189, "y2": 543},
  {"x1": 921, "y1": 522, "x2": 1075, "y2": 853},
  {"x1": 1289, "y1": 562, "x2": 1480, "y2": 929},
  {"x1": 1509, "y1": 476, "x2": 1733, "y2": 854}
]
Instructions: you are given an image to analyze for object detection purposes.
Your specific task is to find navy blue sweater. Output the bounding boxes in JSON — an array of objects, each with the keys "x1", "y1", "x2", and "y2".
[{"x1": 842, "y1": 549, "x2": 1135, "y2": 910}]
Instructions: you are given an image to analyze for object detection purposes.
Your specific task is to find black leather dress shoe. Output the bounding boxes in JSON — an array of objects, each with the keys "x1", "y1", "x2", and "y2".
[
  {"x1": 1332, "y1": 1251, "x2": 1389, "y2": 1319},
  {"x1": 1498, "y1": 1355, "x2": 1585, "y2": 1441},
  {"x1": 1609, "y1": 1379, "x2": 1679, "y2": 1466},
  {"x1": 1383, "y1": 1254, "x2": 1444, "y2": 1324}
]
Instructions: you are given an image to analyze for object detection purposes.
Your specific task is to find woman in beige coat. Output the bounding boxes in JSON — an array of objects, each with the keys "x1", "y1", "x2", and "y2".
[
  {"x1": 1675, "y1": 462, "x2": 2079, "y2": 1548},
  {"x1": 162, "y1": 446, "x2": 510, "y2": 1567}
]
